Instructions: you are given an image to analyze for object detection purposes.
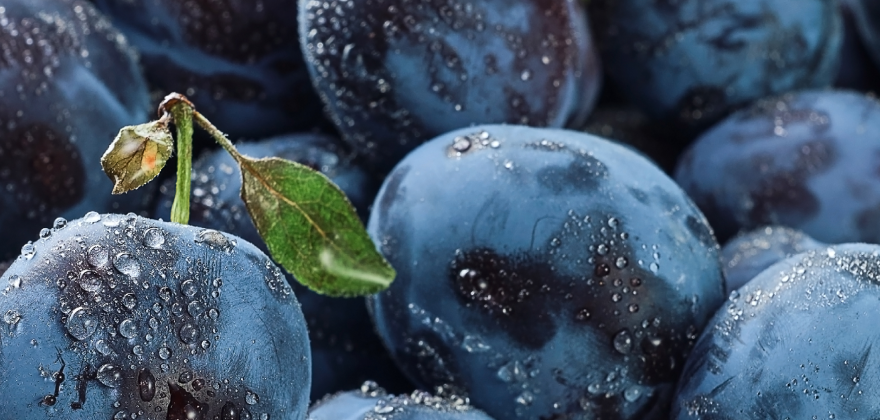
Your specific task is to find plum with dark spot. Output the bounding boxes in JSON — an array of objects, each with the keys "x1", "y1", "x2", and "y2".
[
  {"x1": 299, "y1": 0, "x2": 602, "y2": 173},
  {"x1": 675, "y1": 90, "x2": 880, "y2": 244},
  {"x1": 720, "y1": 226, "x2": 825, "y2": 294},
  {"x1": 367, "y1": 125, "x2": 724, "y2": 419},
  {"x1": 0, "y1": 213, "x2": 311, "y2": 419},
  {"x1": 153, "y1": 134, "x2": 413, "y2": 400},
  {"x1": 0, "y1": 0, "x2": 153, "y2": 261},
  {"x1": 308, "y1": 382, "x2": 495, "y2": 420},
  {"x1": 589, "y1": 0, "x2": 842, "y2": 130},
  {"x1": 673, "y1": 244, "x2": 880, "y2": 419},
  {"x1": 92, "y1": 0, "x2": 323, "y2": 140}
]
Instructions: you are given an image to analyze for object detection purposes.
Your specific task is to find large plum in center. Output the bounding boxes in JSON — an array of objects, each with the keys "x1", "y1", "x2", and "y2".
[{"x1": 367, "y1": 125, "x2": 725, "y2": 419}]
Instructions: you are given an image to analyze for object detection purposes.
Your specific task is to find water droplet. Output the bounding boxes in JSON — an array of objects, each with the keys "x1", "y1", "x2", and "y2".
[
  {"x1": 628, "y1": 304, "x2": 639, "y2": 313},
  {"x1": 113, "y1": 253, "x2": 141, "y2": 278},
  {"x1": 97, "y1": 363, "x2": 124, "y2": 388},
  {"x1": 122, "y1": 293, "x2": 137, "y2": 310},
  {"x1": 3, "y1": 309, "x2": 21, "y2": 326},
  {"x1": 78, "y1": 270, "x2": 102, "y2": 293},
  {"x1": 20, "y1": 242, "x2": 35, "y2": 260},
  {"x1": 196, "y1": 229, "x2": 233, "y2": 251},
  {"x1": 596, "y1": 244, "x2": 608, "y2": 255},
  {"x1": 575, "y1": 308, "x2": 591, "y2": 321},
  {"x1": 87, "y1": 245, "x2": 109, "y2": 268},
  {"x1": 179, "y1": 323, "x2": 199, "y2": 344},
  {"x1": 191, "y1": 378, "x2": 205, "y2": 390},
  {"x1": 520, "y1": 70, "x2": 531, "y2": 81},
  {"x1": 7, "y1": 275, "x2": 21, "y2": 289},
  {"x1": 95, "y1": 339, "x2": 112, "y2": 355},
  {"x1": 187, "y1": 301, "x2": 204, "y2": 317},
  {"x1": 649, "y1": 262, "x2": 660, "y2": 274},
  {"x1": 608, "y1": 217, "x2": 619, "y2": 228},
  {"x1": 624, "y1": 386, "x2": 642, "y2": 402},
  {"x1": 83, "y1": 211, "x2": 101, "y2": 223},
  {"x1": 615, "y1": 257, "x2": 628, "y2": 269},
  {"x1": 452, "y1": 136, "x2": 471, "y2": 152},
  {"x1": 613, "y1": 329, "x2": 633, "y2": 354},
  {"x1": 142, "y1": 228, "x2": 166, "y2": 249},
  {"x1": 180, "y1": 280, "x2": 197, "y2": 297},
  {"x1": 245, "y1": 390, "x2": 259, "y2": 405},
  {"x1": 66, "y1": 307, "x2": 98, "y2": 340},
  {"x1": 461, "y1": 335, "x2": 490, "y2": 353},
  {"x1": 178, "y1": 371, "x2": 194, "y2": 384},
  {"x1": 118, "y1": 318, "x2": 137, "y2": 339},
  {"x1": 53, "y1": 217, "x2": 67, "y2": 229},
  {"x1": 156, "y1": 346, "x2": 171, "y2": 360},
  {"x1": 595, "y1": 263, "x2": 611, "y2": 277},
  {"x1": 630, "y1": 278, "x2": 642, "y2": 287},
  {"x1": 158, "y1": 286, "x2": 172, "y2": 301},
  {"x1": 200, "y1": 340, "x2": 211, "y2": 350},
  {"x1": 39, "y1": 228, "x2": 52, "y2": 239},
  {"x1": 208, "y1": 308, "x2": 220, "y2": 321},
  {"x1": 222, "y1": 402, "x2": 241, "y2": 420},
  {"x1": 138, "y1": 368, "x2": 156, "y2": 402}
]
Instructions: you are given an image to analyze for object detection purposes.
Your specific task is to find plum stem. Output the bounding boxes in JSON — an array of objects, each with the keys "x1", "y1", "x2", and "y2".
[{"x1": 168, "y1": 100, "x2": 193, "y2": 225}]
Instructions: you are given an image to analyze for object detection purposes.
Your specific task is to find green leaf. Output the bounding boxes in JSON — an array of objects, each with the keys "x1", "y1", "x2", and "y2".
[
  {"x1": 237, "y1": 156, "x2": 395, "y2": 297},
  {"x1": 101, "y1": 121, "x2": 173, "y2": 194}
]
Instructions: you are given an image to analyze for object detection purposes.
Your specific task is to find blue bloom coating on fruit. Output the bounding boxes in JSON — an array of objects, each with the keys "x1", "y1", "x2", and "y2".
[
  {"x1": 589, "y1": 0, "x2": 842, "y2": 128},
  {"x1": 367, "y1": 125, "x2": 725, "y2": 419},
  {"x1": 308, "y1": 382, "x2": 495, "y2": 420},
  {"x1": 0, "y1": 0, "x2": 152, "y2": 260},
  {"x1": 92, "y1": 0, "x2": 323, "y2": 139},
  {"x1": 0, "y1": 213, "x2": 311, "y2": 419},
  {"x1": 153, "y1": 133, "x2": 412, "y2": 400},
  {"x1": 675, "y1": 90, "x2": 880, "y2": 244},
  {"x1": 720, "y1": 226, "x2": 825, "y2": 294},
  {"x1": 299, "y1": 0, "x2": 602, "y2": 172},
  {"x1": 672, "y1": 244, "x2": 880, "y2": 419}
]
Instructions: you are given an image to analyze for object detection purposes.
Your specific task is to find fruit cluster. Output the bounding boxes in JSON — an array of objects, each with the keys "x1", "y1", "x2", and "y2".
[{"x1": 2, "y1": 0, "x2": 880, "y2": 419}]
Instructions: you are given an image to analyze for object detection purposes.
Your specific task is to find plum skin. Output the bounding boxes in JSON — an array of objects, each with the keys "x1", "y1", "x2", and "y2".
[
  {"x1": 673, "y1": 244, "x2": 880, "y2": 419},
  {"x1": 589, "y1": 0, "x2": 842, "y2": 129},
  {"x1": 0, "y1": 213, "x2": 311, "y2": 419},
  {"x1": 367, "y1": 125, "x2": 725, "y2": 419},
  {"x1": 675, "y1": 90, "x2": 880, "y2": 244},
  {"x1": 299, "y1": 0, "x2": 602, "y2": 173},
  {"x1": 0, "y1": 0, "x2": 153, "y2": 260}
]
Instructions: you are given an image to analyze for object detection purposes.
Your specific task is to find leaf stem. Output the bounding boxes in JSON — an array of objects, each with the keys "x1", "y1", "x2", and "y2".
[
  {"x1": 193, "y1": 111, "x2": 244, "y2": 162},
  {"x1": 169, "y1": 102, "x2": 193, "y2": 225}
]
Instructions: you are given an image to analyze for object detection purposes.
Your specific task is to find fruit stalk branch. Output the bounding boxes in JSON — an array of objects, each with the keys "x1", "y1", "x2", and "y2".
[{"x1": 168, "y1": 101, "x2": 193, "y2": 225}]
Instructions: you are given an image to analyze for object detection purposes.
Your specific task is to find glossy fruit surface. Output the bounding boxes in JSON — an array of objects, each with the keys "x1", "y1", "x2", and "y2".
[
  {"x1": 676, "y1": 90, "x2": 880, "y2": 243},
  {"x1": 0, "y1": 0, "x2": 152, "y2": 260},
  {"x1": 590, "y1": 0, "x2": 842, "y2": 129},
  {"x1": 673, "y1": 244, "x2": 880, "y2": 419},
  {"x1": 720, "y1": 226, "x2": 825, "y2": 293},
  {"x1": 93, "y1": 0, "x2": 323, "y2": 140},
  {"x1": 299, "y1": 0, "x2": 602, "y2": 172},
  {"x1": 308, "y1": 382, "x2": 495, "y2": 420},
  {"x1": 368, "y1": 125, "x2": 724, "y2": 419},
  {"x1": 0, "y1": 213, "x2": 311, "y2": 419}
]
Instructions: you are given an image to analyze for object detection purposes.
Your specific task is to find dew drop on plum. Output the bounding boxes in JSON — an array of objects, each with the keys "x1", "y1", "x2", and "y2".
[{"x1": 66, "y1": 306, "x2": 98, "y2": 340}]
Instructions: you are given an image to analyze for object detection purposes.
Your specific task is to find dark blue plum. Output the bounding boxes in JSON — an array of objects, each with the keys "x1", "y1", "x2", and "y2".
[
  {"x1": 675, "y1": 90, "x2": 880, "y2": 244},
  {"x1": 581, "y1": 106, "x2": 686, "y2": 173},
  {"x1": 367, "y1": 125, "x2": 725, "y2": 419},
  {"x1": 835, "y1": 0, "x2": 880, "y2": 92},
  {"x1": 589, "y1": 0, "x2": 842, "y2": 129},
  {"x1": 850, "y1": 0, "x2": 880, "y2": 71},
  {"x1": 299, "y1": 0, "x2": 602, "y2": 173},
  {"x1": 92, "y1": 0, "x2": 323, "y2": 140},
  {"x1": 154, "y1": 134, "x2": 412, "y2": 400},
  {"x1": 308, "y1": 382, "x2": 495, "y2": 420},
  {"x1": 0, "y1": 213, "x2": 311, "y2": 419},
  {"x1": 673, "y1": 244, "x2": 880, "y2": 419},
  {"x1": 0, "y1": 0, "x2": 153, "y2": 261},
  {"x1": 721, "y1": 226, "x2": 825, "y2": 294}
]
